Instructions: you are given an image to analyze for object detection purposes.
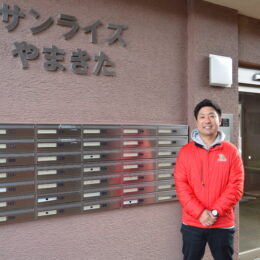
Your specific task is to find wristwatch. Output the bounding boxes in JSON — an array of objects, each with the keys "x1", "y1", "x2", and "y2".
[{"x1": 211, "y1": 209, "x2": 219, "y2": 217}]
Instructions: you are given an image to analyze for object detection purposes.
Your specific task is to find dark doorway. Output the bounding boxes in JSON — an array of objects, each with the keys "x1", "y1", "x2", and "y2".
[{"x1": 239, "y1": 92, "x2": 260, "y2": 257}]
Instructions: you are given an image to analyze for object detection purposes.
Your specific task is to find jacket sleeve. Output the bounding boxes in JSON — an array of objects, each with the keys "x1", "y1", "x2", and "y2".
[
  {"x1": 212, "y1": 148, "x2": 244, "y2": 216},
  {"x1": 174, "y1": 148, "x2": 205, "y2": 219}
]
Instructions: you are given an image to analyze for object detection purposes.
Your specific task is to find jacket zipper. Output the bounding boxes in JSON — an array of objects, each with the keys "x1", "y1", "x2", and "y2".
[{"x1": 207, "y1": 149, "x2": 210, "y2": 209}]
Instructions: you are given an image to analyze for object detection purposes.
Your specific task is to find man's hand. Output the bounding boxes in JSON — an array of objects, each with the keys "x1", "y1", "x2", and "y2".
[{"x1": 199, "y1": 209, "x2": 216, "y2": 227}]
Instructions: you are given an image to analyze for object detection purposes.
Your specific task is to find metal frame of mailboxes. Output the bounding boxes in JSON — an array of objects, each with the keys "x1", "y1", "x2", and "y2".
[{"x1": 0, "y1": 124, "x2": 188, "y2": 225}]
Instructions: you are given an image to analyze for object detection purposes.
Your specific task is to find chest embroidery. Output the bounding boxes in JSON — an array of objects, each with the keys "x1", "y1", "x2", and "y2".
[{"x1": 217, "y1": 153, "x2": 227, "y2": 162}]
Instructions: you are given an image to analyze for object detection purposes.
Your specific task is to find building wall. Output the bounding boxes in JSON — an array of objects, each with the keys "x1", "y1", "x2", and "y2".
[
  {"x1": 0, "y1": 0, "x2": 187, "y2": 124},
  {"x1": 187, "y1": 0, "x2": 239, "y2": 141},
  {"x1": 0, "y1": 0, "x2": 244, "y2": 259},
  {"x1": 239, "y1": 15, "x2": 260, "y2": 67}
]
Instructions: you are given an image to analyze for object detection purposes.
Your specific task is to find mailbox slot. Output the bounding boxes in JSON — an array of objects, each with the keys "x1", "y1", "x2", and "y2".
[
  {"x1": 122, "y1": 193, "x2": 156, "y2": 208},
  {"x1": 158, "y1": 125, "x2": 188, "y2": 136},
  {"x1": 37, "y1": 125, "x2": 81, "y2": 138},
  {"x1": 157, "y1": 136, "x2": 188, "y2": 147},
  {"x1": 37, "y1": 178, "x2": 81, "y2": 194},
  {"x1": 83, "y1": 186, "x2": 122, "y2": 201},
  {"x1": 122, "y1": 182, "x2": 156, "y2": 196},
  {"x1": 83, "y1": 161, "x2": 122, "y2": 175},
  {"x1": 157, "y1": 147, "x2": 181, "y2": 158},
  {"x1": 37, "y1": 192, "x2": 81, "y2": 206},
  {"x1": 37, "y1": 139, "x2": 81, "y2": 152},
  {"x1": 122, "y1": 159, "x2": 156, "y2": 172},
  {"x1": 36, "y1": 164, "x2": 81, "y2": 179},
  {"x1": 156, "y1": 180, "x2": 175, "y2": 191},
  {"x1": 0, "y1": 167, "x2": 35, "y2": 182},
  {"x1": 157, "y1": 158, "x2": 176, "y2": 169},
  {"x1": 37, "y1": 152, "x2": 81, "y2": 165},
  {"x1": 0, "y1": 139, "x2": 34, "y2": 153},
  {"x1": 122, "y1": 125, "x2": 157, "y2": 136},
  {"x1": 83, "y1": 174, "x2": 121, "y2": 188},
  {"x1": 0, "y1": 153, "x2": 34, "y2": 167},
  {"x1": 156, "y1": 190, "x2": 177, "y2": 202},
  {"x1": 122, "y1": 171, "x2": 155, "y2": 184},
  {"x1": 0, "y1": 181, "x2": 35, "y2": 197},
  {"x1": 0, "y1": 209, "x2": 34, "y2": 225},
  {"x1": 0, "y1": 124, "x2": 34, "y2": 139},
  {"x1": 83, "y1": 125, "x2": 121, "y2": 137},
  {"x1": 0, "y1": 195, "x2": 35, "y2": 211},
  {"x1": 83, "y1": 197, "x2": 121, "y2": 212},
  {"x1": 156, "y1": 169, "x2": 174, "y2": 181},
  {"x1": 37, "y1": 202, "x2": 81, "y2": 218}
]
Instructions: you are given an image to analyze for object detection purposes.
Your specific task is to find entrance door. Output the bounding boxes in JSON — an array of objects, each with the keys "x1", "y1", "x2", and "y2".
[{"x1": 239, "y1": 92, "x2": 260, "y2": 259}]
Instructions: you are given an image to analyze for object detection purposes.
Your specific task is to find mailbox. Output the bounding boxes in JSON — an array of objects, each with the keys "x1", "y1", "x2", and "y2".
[
  {"x1": 36, "y1": 152, "x2": 81, "y2": 165},
  {"x1": 155, "y1": 180, "x2": 175, "y2": 192},
  {"x1": 157, "y1": 147, "x2": 180, "y2": 158},
  {"x1": 157, "y1": 125, "x2": 188, "y2": 136},
  {"x1": 83, "y1": 125, "x2": 122, "y2": 138},
  {"x1": 122, "y1": 182, "x2": 156, "y2": 196},
  {"x1": 156, "y1": 190, "x2": 177, "y2": 203},
  {"x1": 0, "y1": 181, "x2": 35, "y2": 197},
  {"x1": 37, "y1": 202, "x2": 81, "y2": 219},
  {"x1": 122, "y1": 171, "x2": 156, "y2": 184},
  {"x1": 0, "y1": 153, "x2": 34, "y2": 167},
  {"x1": 37, "y1": 192, "x2": 81, "y2": 207},
  {"x1": 37, "y1": 138, "x2": 81, "y2": 152},
  {"x1": 83, "y1": 197, "x2": 121, "y2": 212},
  {"x1": 83, "y1": 161, "x2": 122, "y2": 175},
  {"x1": 0, "y1": 124, "x2": 34, "y2": 139},
  {"x1": 83, "y1": 185, "x2": 122, "y2": 201},
  {"x1": 83, "y1": 149, "x2": 122, "y2": 162},
  {"x1": 156, "y1": 169, "x2": 174, "y2": 181},
  {"x1": 0, "y1": 167, "x2": 35, "y2": 182},
  {"x1": 122, "y1": 159, "x2": 156, "y2": 172},
  {"x1": 36, "y1": 125, "x2": 81, "y2": 138},
  {"x1": 37, "y1": 178, "x2": 81, "y2": 194},
  {"x1": 83, "y1": 174, "x2": 121, "y2": 188},
  {"x1": 122, "y1": 193, "x2": 156, "y2": 208},
  {"x1": 157, "y1": 158, "x2": 176, "y2": 170},
  {"x1": 157, "y1": 136, "x2": 188, "y2": 147},
  {"x1": 0, "y1": 195, "x2": 35, "y2": 211},
  {"x1": 0, "y1": 139, "x2": 34, "y2": 153},
  {"x1": 36, "y1": 164, "x2": 81, "y2": 180},
  {"x1": 121, "y1": 125, "x2": 157, "y2": 136},
  {"x1": 0, "y1": 209, "x2": 34, "y2": 225}
]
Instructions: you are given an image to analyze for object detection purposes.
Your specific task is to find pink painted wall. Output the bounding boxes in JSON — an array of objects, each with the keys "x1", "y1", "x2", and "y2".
[
  {"x1": 0, "y1": 0, "x2": 187, "y2": 125},
  {"x1": 0, "y1": 0, "x2": 186, "y2": 259},
  {"x1": 239, "y1": 15, "x2": 260, "y2": 67},
  {"x1": 187, "y1": 1, "x2": 239, "y2": 142}
]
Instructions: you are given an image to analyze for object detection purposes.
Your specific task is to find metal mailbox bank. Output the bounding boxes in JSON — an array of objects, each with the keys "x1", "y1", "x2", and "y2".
[{"x1": 0, "y1": 123, "x2": 188, "y2": 224}]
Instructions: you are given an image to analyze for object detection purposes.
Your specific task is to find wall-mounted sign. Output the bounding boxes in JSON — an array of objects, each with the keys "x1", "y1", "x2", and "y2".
[{"x1": 0, "y1": 3, "x2": 129, "y2": 76}]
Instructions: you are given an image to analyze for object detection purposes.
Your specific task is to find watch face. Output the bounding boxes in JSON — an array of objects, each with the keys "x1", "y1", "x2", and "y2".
[{"x1": 212, "y1": 210, "x2": 218, "y2": 217}]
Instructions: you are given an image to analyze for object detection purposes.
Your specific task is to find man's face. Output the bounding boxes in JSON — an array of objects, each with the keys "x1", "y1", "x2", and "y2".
[{"x1": 196, "y1": 106, "x2": 221, "y2": 138}]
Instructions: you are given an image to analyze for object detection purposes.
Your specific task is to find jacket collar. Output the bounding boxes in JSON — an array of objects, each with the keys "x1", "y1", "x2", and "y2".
[
  {"x1": 191, "y1": 128, "x2": 225, "y2": 151},
  {"x1": 194, "y1": 142, "x2": 222, "y2": 151}
]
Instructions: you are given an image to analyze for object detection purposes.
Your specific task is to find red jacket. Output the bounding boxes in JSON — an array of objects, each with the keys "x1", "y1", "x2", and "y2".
[{"x1": 174, "y1": 141, "x2": 244, "y2": 228}]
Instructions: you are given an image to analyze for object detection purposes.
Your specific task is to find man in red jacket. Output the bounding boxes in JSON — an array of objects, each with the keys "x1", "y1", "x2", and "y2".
[{"x1": 174, "y1": 99, "x2": 244, "y2": 260}]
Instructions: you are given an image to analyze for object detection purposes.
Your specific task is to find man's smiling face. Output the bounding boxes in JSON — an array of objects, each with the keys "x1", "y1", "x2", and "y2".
[{"x1": 196, "y1": 106, "x2": 221, "y2": 139}]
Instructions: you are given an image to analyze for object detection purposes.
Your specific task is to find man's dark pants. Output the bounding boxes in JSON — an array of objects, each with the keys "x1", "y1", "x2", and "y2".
[{"x1": 181, "y1": 224, "x2": 235, "y2": 260}]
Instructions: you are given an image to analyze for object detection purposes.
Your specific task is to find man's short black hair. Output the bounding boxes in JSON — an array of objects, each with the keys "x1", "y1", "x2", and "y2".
[{"x1": 194, "y1": 99, "x2": 222, "y2": 119}]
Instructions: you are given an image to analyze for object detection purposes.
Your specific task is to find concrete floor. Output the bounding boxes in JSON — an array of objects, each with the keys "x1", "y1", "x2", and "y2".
[{"x1": 239, "y1": 196, "x2": 260, "y2": 260}]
